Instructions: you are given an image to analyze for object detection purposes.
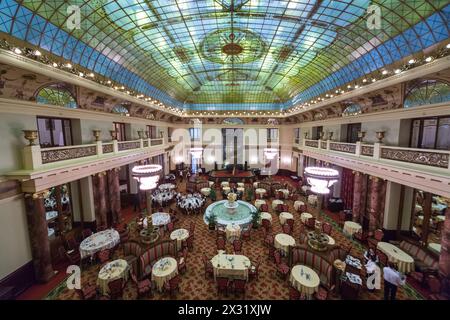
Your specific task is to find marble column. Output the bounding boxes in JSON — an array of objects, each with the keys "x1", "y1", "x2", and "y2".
[
  {"x1": 24, "y1": 192, "x2": 55, "y2": 283},
  {"x1": 92, "y1": 172, "x2": 108, "y2": 229},
  {"x1": 368, "y1": 176, "x2": 384, "y2": 231},
  {"x1": 352, "y1": 172, "x2": 364, "y2": 224},
  {"x1": 439, "y1": 208, "x2": 450, "y2": 281},
  {"x1": 107, "y1": 168, "x2": 122, "y2": 225}
]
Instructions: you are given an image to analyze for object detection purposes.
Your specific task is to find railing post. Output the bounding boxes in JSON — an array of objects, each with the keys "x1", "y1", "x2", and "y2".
[
  {"x1": 318, "y1": 139, "x2": 322, "y2": 149},
  {"x1": 373, "y1": 142, "x2": 381, "y2": 160},
  {"x1": 96, "y1": 141, "x2": 103, "y2": 157},
  {"x1": 355, "y1": 141, "x2": 361, "y2": 156},
  {"x1": 303, "y1": 139, "x2": 307, "y2": 147},
  {"x1": 139, "y1": 138, "x2": 144, "y2": 149},
  {"x1": 113, "y1": 140, "x2": 119, "y2": 154},
  {"x1": 326, "y1": 140, "x2": 330, "y2": 150},
  {"x1": 147, "y1": 138, "x2": 151, "y2": 148},
  {"x1": 23, "y1": 145, "x2": 42, "y2": 170}
]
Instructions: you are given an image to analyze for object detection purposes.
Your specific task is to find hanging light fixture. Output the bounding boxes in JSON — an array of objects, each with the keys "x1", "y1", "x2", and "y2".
[
  {"x1": 132, "y1": 164, "x2": 162, "y2": 191},
  {"x1": 263, "y1": 148, "x2": 278, "y2": 161},
  {"x1": 304, "y1": 166, "x2": 339, "y2": 194}
]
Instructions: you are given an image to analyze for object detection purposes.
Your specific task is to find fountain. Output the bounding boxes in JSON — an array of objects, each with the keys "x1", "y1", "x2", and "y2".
[
  {"x1": 204, "y1": 196, "x2": 256, "y2": 229},
  {"x1": 223, "y1": 192, "x2": 239, "y2": 210}
]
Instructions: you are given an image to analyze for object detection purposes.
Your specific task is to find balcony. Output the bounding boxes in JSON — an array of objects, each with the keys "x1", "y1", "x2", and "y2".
[
  {"x1": 7, "y1": 138, "x2": 167, "y2": 193},
  {"x1": 295, "y1": 139, "x2": 450, "y2": 197}
]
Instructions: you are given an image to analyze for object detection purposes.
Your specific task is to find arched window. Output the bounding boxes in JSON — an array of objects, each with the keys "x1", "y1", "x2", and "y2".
[
  {"x1": 36, "y1": 84, "x2": 77, "y2": 108},
  {"x1": 404, "y1": 80, "x2": 450, "y2": 108},
  {"x1": 342, "y1": 103, "x2": 362, "y2": 117},
  {"x1": 112, "y1": 105, "x2": 130, "y2": 116},
  {"x1": 223, "y1": 117, "x2": 244, "y2": 125}
]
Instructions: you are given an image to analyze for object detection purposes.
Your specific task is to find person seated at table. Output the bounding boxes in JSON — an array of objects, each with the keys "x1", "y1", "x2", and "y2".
[
  {"x1": 383, "y1": 262, "x2": 406, "y2": 300},
  {"x1": 364, "y1": 248, "x2": 379, "y2": 264}
]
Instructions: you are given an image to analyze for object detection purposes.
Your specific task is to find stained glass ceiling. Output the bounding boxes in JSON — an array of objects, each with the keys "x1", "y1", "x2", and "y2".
[{"x1": 0, "y1": 0, "x2": 449, "y2": 111}]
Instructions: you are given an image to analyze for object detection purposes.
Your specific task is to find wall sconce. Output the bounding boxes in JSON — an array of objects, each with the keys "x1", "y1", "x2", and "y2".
[
  {"x1": 376, "y1": 131, "x2": 385, "y2": 143},
  {"x1": 319, "y1": 131, "x2": 325, "y2": 140},
  {"x1": 328, "y1": 131, "x2": 334, "y2": 140},
  {"x1": 110, "y1": 130, "x2": 118, "y2": 140},
  {"x1": 357, "y1": 131, "x2": 365, "y2": 142},
  {"x1": 137, "y1": 130, "x2": 145, "y2": 139},
  {"x1": 23, "y1": 130, "x2": 38, "y2": 146},
  {"x1": 92, "y1": 130, "x2": 101, "y2": 141}
]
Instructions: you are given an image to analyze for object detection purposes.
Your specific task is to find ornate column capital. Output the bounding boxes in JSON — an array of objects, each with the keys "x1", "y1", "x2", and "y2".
[{"x1": 25, "y1": 190, "x2": 49, "y2": 199}]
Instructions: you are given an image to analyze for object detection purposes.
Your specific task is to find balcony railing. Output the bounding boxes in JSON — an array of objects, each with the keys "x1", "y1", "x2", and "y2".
[
  {"x1": 23, "y1": 138, "x2": 165, "y2": 170},
  {"x1": 300, "y1": 139, "x2": 450, "y2": 170}
]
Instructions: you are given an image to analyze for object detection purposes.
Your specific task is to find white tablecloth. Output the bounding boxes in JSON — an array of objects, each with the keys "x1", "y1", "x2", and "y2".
[
  {"x1": 260, "y1": 212, "x2": 272, "y2": 223},
  {"x1": 221, "y1": 181, "x2": 230, "y2": 187},
  {"x1": 326, "y1": 234, "x2": 336, "y2": 246},
  {"x1": 308, "y1": 195, "x2": 318, "y2": 206},
  {"x1": 276, "y1": 189, "x2": 290, "y2": 198},
  {"x1": 151, "y1": 257, "x2": 178, "y2": 292},
  {"x1": 294, "y1": 201, "x2": 305, "y2": 211},
  {"x1": 300, "y1": 212, "x2": 313, "y2": 224},
  {"x1": 253, "y1": 182, "x2": 259, "y2": 188},
  {"x1": 428, "y1": 242, "x2": 441, "y2": 254},
  {"x1": 46, "y1": 210, "x2": 58, "y2": 221},
  {"x1": 343, "y1": 221, "x2": 362, "y2": 236},
  {"x1": 289, "y1": 265, "x2": 320, "y2": 297},
  {"x1": 211, "y1": 253, "x2": 251, "y2": 280},
  {"x1": 377, "y1": 242, "x2": 414, "y2": 273},
  {"x1": 255, "y1": 188, "x2": 267, "y2": 196},
  {"x1": 152, "y1": 192, "x2": 174, "y2": 205},
  {"x1": 226, "y1": 224, "x2": 241, "y2": 243},
  {"x1": 79, "y1": 229, "x2": 120, "y2": 259},
  {"x1": 200, "y1": 187, "x2": 211, "y2": 196},
  {"x1": 254, "y1": 199, "x2": 266, "y2": 209},
  {"x1": 150, "y1": 212, "x2": 171, "y2": 227},
  {"x1": 237, "y1": 182, "x2": 245, "y2": 188},
  {"x1": 97, "y1": 259, "x2": 129, "y2": 295},
  {"x1": 170, "y1": 228, "x2": 189, "y2": 251},
  {"x1": 237, "y1": 187, "x2": 245, "y2": 193},
  {"x1": 208, "y1": 181, "x2": 214, "y2": 187},
  {"x1": 279, "y1": 212, "x2": 293, "y2": 225},
  {"x1": 274, "y1": 233, "x2": 296, "y2": 255},
  {"x1": 222, "y1": 186, "x2": 231, "y2": 194},
  {"x1": 272, "y1": 199, "x2": 284, "y2": 210},
  {"x1": 158, "y1": 183, "x2": 176, "y2": 191}
]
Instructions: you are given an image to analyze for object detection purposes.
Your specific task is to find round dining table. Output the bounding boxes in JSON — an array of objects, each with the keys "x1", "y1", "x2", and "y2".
[
  {"x1": 226, "y1": 223, "x2": 241, "y2": 243},
  {"x1": 255, "y1": 188, "x2": 267, "y2": 197},
  {"x1": 260, "y1": 212, "x2": 272, "y2": 223},
  {"x1": 200, "y1": 187, "x2": 211, "y2": 196},
  {"x1": 377, "y1": 242, "x2": 415, "y2": 273},
  {"x1": 79, "y1": 229, "x2": 120, "y2": 259},
  {"x1": 276, "y1": 189, "x2": 290, "y2": 199},
  {"x1": 222, "y1": 186, "x2": 231, "y2": 194},
  {"x1": 300, "y1": 212, "x2": 313, "y2": 224},
  {"x1": 151, "y1": 257, "x2": 178, "y2": 292},
  {"x1": 272, "y1": 199, "x2": 284, "y2": 210},
  {"x1": 274, "y1": 233, "x2": 296, "y2": 255},
  {"x1": 254, "y1": 199, "x2": 266, "y2": 209},
  {"x1": 294, "y1": 200, "x2": 306, "y2": 212},
  {"x1": 221, "y1": 181, "x2": 230, "y2": 187},
  {"x1": 343, "y1": 221, "x2": 362, "y2": 236},
  {"x1": 279, "y1": 212, "x2": 294, "y2": 225},
  {"x1": 97, "y1": 259, "x2": 130, "y2": 295},
  {"x1": 237, "y1": 182, "x2": 245, "y2": 188},
  {"x1": 170, "y1": 228, "x2": 189, "y2": 251},
  {"x1": 289, "y1": 265, "x2": 320, "y2": 299}
]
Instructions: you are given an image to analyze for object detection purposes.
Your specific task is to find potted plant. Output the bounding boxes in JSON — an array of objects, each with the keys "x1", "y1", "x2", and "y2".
[
  {"x1": 209, "y1": 188, "x2": 216, "y2": 201},
  {"x1": 246, "y1": 188, "x2": 254, "y2": 202},
  {"x1": 206, "y1": 213, "x2": 217, "y2": 230},
  {"x1": 251, "y1": 210, "x2": 261, "y2": 229}
]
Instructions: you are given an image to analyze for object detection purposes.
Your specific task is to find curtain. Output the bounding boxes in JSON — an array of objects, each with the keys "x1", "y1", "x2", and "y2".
[{"x1": 340, "y1": 168, "x2": 354, "y2": 210}]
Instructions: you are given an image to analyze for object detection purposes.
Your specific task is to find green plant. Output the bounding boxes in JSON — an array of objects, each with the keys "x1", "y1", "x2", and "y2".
[
  {"x1": 210, "y1": 188, "x2": 216, "y2": 201},
  {"x1": 251, "y1": 210, "x2": 261, "y2": 228},
  {"x1": 246, "y1": 188, "x2": 253, "y2": 201},
  {"x1": 205, "y1": 213, "x2": 217, "y2": 229}
]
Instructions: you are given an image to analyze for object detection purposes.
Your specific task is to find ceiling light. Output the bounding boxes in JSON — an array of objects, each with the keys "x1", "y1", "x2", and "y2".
[
  {"x1": 447, "y1": 43, "x2": 450, "y2": 49},
  {"x1": 372, "y1": 78, "x2": 377, "y2": 82},
  {"x1": 425, "y1": 56, "x2": 433, "y2": 62},
  {"x1": 65, "y1": 63, "x2": 72, "y2": 68},
  {"x1": 362, "y1": 79, "x2": 367, "y2": 83},
  {"x1": 408, "y1": 59, "x2": 415, "y2": 64},
  {"x1": 13, "y1": 48, "x2": 22, "y2": 54},
  {"x1": 394, "y1": 69, "x2": 401, "y2": 74},
  {"x1": 79, "y1": 72, "x2": 84, "y2": 77},
  {"x1": 382, "y1": 70, "x2": 388, "y2": 75},
  {"x1": 107, "y1": 80, "x2": 111, "y2": 84},
  {"x1": 33, "y1": 50, "x2": 42, "y2": 56},
  {"x1": 88, "y1": 72, "x2": 94, "y2": 77},
  {"x1": 52, "y1": 62, "x2": 58, "y2": 67}
]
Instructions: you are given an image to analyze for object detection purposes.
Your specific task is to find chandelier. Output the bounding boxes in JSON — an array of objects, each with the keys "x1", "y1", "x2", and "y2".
[
  {"x1": 304, "y1": 167, "x2": 339, "y2": 194},
  {"x1": 132, "y1": 164, "x2": 162, "y2": 191}
]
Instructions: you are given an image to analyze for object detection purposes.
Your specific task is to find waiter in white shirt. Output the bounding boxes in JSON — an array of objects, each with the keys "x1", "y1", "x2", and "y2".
[{"x1": 383, "y1": 262, "x2": 406, "y2": 300}]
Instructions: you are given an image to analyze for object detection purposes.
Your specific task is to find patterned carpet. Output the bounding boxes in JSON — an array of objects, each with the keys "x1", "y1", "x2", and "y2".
[{"x1": 45, "y1": 177, "x2": 424, "y2": 300}]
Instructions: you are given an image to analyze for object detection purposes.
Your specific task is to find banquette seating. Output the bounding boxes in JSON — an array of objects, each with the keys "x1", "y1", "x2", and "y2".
[
  {"x1": 399, "y1": 240, "x2": 439, "y2": 273},
  {"x1": 139, "y1": 240, "x2": 176, "y2": 279},
  {"x1": 289, "y1": 246, "x2": 335, "y2": 290},
  {"x1": 123, "y1": 241, "x2": 143, "y2": 276}
]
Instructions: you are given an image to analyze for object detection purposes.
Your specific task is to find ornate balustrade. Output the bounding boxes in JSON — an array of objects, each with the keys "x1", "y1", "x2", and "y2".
[
  {"x1": 23, "y1": 138, "x2": 166, "y2": 170},
  {"x1": 299, "y1": 138, "x2": 450, "y2": 171},
  {"x1": 380, "y1": 146, "x2": 449, "y2": 169},
  {"x1": 41, "y1": 145, "x2": 97, "y2": 164}
]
